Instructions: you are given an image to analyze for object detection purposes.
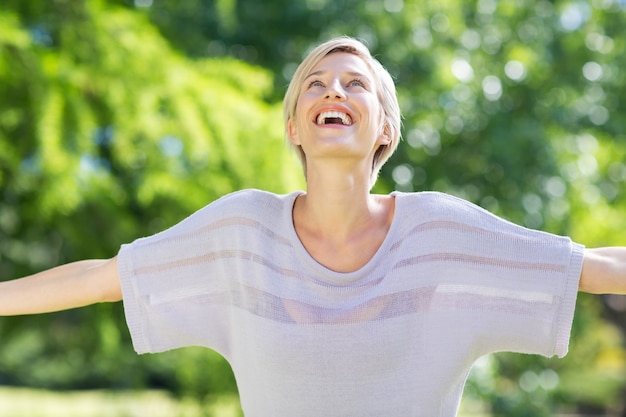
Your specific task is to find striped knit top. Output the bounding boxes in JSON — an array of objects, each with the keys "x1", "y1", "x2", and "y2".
[{"x1": 118, "y1": 189, "x2": 584, "y2": 417}]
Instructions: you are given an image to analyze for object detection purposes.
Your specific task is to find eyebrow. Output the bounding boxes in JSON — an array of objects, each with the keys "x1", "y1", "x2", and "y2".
[{"x1": 303, "y1": 70, "x2": 369, "y2": 81}]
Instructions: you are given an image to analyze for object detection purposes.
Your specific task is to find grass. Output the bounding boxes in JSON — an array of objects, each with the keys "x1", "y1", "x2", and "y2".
[{"x1": 0, "y1": 387, "x2": 243, "y2": 417}]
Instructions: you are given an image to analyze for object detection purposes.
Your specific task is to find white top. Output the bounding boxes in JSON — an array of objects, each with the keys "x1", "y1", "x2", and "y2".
[{"x1": 118, "y1": 189, "x2": 584, "y2": 417}]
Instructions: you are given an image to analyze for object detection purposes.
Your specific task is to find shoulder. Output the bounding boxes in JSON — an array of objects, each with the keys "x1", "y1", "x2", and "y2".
[
  {"x1": 123, "y1": 189, "x2": 301, "y2": 248},
  {"x1": 183, "y1": 188, "x2": 302, "y2": 230},
  {"x1": 208, "y1": 188, "x2": 301, "y2": 216},
  {"x1": 394, "y1": 190, "x2": 487, "y2": 218},
  {"x1": 394, "y1": 190, "x2": 564, "y2": 241},
  {"x1": 394, "y1": 190, "x2": 518, "y2": 231}
]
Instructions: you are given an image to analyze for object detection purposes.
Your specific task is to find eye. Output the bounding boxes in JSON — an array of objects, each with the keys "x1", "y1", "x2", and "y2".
[
  {"x1": 307, "y1": 79, "x2": 324, "y2": 89},
  {"x1": 348, "y1": 78, "x2": 367, "y2": 88}
]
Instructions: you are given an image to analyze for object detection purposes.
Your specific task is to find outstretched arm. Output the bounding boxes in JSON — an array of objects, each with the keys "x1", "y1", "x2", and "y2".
[
  {"x1": 0, "y1": 257, "x2": 122, "y2": 316},
  {"x1": 580, "y1": 247, "x2": 626, "y2": 295}
]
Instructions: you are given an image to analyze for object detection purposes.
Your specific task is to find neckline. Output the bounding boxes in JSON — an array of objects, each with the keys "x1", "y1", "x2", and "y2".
[{"x1": 284, "y1": 190, "x2": 403, "y2": 286}]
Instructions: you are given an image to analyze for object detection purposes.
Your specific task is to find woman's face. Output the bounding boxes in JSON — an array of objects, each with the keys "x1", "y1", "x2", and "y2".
[{"x1": 287, "y1": 52, "x2": 390, "y2": 167}]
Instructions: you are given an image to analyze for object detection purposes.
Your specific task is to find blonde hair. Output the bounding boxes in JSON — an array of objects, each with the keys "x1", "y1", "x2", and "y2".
[{"x1": 283, "y1": 36, "x2": 402, "y2": 186}]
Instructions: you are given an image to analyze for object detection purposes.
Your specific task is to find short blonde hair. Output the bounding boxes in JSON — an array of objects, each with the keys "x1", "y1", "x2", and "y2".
[{"x1": 283, "y1": 36, "x2": 402, "y2": 186}]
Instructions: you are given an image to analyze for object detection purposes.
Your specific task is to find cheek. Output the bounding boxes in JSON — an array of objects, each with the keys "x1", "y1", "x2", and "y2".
[
  {"x1": 296, "y1": 93, "x2": 314, "y2": 112},
  {"x1": 293, "y1": 97, "x2": 307, "y2": 122}
]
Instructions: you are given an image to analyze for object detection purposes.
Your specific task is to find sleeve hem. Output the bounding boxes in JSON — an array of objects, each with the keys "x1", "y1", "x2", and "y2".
[
  {"x1": 553, "y1": 241, "x2": 585, "y2": 358},
  {"x1": 118, "y1": 243, "x2": 152, "y2": 354}
]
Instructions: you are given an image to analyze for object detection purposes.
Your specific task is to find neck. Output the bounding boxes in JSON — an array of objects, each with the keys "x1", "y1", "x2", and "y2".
[
  {"x1": 294, "y1": 161, "x2": 383, "y2": 240},
  {"x1": 291, "y1": 160, "x2": 396, "y2": 273}
]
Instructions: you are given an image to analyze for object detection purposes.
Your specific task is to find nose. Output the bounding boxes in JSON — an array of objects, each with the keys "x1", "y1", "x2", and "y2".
[{"x1": 325, "y1": 79, "x2": 346, "y2": 100}]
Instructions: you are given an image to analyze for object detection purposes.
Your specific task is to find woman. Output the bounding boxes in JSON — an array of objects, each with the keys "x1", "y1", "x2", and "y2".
[{"x1": 1, "y1": 36, "x2": 625, "y2": 416}]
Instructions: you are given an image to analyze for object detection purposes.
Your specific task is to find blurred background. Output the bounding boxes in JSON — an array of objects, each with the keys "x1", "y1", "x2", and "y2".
[{"x1": 1, "y1": 0, "x2": 626, "y2": 415}]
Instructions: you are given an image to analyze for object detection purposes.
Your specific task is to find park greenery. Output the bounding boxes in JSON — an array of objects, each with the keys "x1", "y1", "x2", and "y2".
[{"x1": 1, "y1": 0, "x2": 626, "y2": 415}]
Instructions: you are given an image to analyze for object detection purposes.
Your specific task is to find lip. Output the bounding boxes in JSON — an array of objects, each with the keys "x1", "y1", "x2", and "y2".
[{"x1": 312, "y1": 105, "x2": 355, "y2": 127}]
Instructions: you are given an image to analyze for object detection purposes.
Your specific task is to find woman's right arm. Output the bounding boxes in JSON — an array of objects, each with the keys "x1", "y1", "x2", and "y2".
[{"x1": 0, "y1": 257, "x2": 122, "y2": 316}]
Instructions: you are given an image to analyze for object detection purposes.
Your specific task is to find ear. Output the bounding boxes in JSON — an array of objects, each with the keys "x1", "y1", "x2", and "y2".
[
  {"x1": 287, "y1": 118, "x2": 301, "y2": 145},
  {"x1": 377, "y1": 123, "x2": 392, "y2": 145}
]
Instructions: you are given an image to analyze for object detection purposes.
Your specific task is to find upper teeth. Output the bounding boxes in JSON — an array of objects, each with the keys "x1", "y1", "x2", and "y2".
[{"x1": 316, "y1": 111, "x2": 352, "y2": 125}]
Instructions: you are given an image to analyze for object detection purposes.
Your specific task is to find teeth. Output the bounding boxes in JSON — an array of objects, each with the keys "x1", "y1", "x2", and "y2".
[{"x1": 316, "y1": 111, "x2": 352, "y2": 126}]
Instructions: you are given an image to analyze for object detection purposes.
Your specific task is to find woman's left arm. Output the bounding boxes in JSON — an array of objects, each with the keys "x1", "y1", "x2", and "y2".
[{"x1": 580, "y1": 247, "x2": 626, "y2": 294}]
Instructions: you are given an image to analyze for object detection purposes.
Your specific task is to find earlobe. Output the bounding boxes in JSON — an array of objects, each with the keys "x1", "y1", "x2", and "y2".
[{"x1": 287, "y1": 118, "x2": 300, "y2": 145}]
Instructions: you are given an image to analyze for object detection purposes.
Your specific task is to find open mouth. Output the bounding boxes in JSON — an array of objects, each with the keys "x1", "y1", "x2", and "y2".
[{"x1": 315, "y1": 111, "x2": 353, "y2": 126}]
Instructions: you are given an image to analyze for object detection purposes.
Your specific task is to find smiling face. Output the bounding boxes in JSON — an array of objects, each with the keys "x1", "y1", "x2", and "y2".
[
  {"x1": 287, "y1": 52, "x2": 390, "y2": 173},
  {"x1": 283, "y1": 37, "x2": 401, "y2": 187}
]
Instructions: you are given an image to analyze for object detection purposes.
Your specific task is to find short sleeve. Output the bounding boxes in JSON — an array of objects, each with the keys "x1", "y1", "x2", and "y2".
[
  {"x1": 116, "y1": 190, "x2": 261, "y2": 355},
  {"x1": 117, "y1": 219, "x2": 233, "y2": 355},
  {"x1": 116, "y1": 189, "x2": 295, "y2": 357}
]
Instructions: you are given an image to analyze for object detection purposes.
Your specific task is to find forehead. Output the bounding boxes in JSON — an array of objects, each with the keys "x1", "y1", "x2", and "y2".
[{"x1": 305, "y1": 52, "x2": 374, "y2": 80}]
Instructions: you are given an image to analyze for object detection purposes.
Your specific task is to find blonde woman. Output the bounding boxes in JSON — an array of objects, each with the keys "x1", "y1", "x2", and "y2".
[{"x1": 1, "y1": 37, "x2": 625, "y2": 416}]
